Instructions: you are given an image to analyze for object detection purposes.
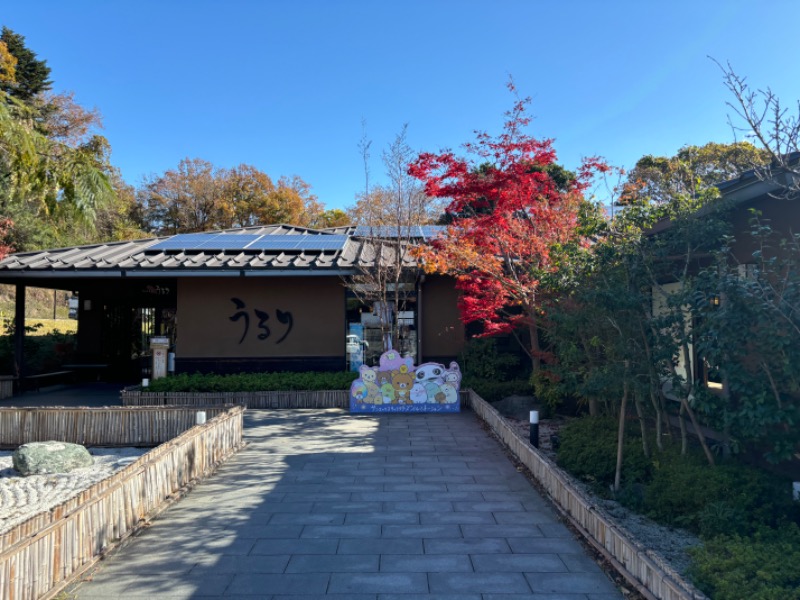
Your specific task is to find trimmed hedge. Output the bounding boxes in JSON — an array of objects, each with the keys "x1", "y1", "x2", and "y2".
[
  {"x1": 555, "y1": 415, "x2": 800, "y2": 599},
  {"x1": 556, "y1": 416, "x2": 797, "y2": 537},
  {"x1": 689, "y1": 526, "x2": 800, "y2": 600},
  {"x1": 146, "y1": 371, "x2": 358, "y2": 393},
  {"x1": 556, "y1": 416, "x2": 653, "y2": 489}
]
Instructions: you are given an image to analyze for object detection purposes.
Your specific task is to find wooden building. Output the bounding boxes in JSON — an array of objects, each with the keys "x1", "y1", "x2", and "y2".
[{"x1": 0, "y1": 225, "x2": 465, "y2": 381}]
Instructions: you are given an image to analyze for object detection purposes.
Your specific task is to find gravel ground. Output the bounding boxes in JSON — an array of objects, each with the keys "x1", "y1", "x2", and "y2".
[
  {"x1": 504, "y1": 416, "x2": 701, "y2": 579},
  {"x1": 0, "y1": 447, "x2": 148, "y2": 534}
]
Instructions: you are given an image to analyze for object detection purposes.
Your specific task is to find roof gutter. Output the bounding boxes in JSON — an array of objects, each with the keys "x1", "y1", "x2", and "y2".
[{"x1": 0, "y1": 268, "x2": 357, "y2": 281}]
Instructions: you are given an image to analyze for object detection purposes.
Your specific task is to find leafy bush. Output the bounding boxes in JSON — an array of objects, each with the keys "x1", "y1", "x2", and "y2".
[
  {"x1": 458, "y1": 337, "x2": 527, "y2": 381},
  {"x1": 556, "y1": 416, "x2": 652, "y2": 489},
  {"x1": 146, "y1": 371, "x2": 358, "y2": 393},
  {"x1": 689, "y1": 525, "x2": 800, "y2": 600},
  {"x1": 0, "y1": 325, "x2": 76, "y2": 375},
  {"x1": 554, "y1": 416, "x2": 798, "y2": 538},
  {"x1": 642, "y1": 452, "x2": 797, "y2": 537}
]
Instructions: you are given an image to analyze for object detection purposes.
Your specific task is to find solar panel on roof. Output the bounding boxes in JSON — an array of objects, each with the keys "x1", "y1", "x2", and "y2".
[
  {"x1": 148, "y1": 232, "x2": 349, "y2": 253},
  {"x1": 247, "y1": 234, "x2": 348, "y2": 252},
  {"x1": 148, "y1": 233, "x2": 219, "y2": 251},
  {"x1": 420, "y1": 225, "x2": 445, "y2": 239},
  {"x1": 195, "y1": 234, "x2": 261, "y2": 250},
  {"x1": 353, "y1": 225, "x2": 444, "y2": 239}
]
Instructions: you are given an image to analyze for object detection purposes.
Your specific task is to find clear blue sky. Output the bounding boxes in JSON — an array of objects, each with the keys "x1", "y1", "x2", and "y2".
[{"x1": 5, "y1": 1, "x2": 800, "y2": 211}]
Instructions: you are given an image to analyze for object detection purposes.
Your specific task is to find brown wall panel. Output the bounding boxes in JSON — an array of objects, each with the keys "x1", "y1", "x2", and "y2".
[
  {"x1": 177, "y1": 277, "x2": 345, "y2": 358},
  {"x1": 421, "y1": 275, "x2": 465, "y2": 360}
]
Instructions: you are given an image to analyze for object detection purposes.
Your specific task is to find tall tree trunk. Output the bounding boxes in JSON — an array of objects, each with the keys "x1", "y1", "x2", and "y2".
[
  {"x1": 613, "y1": 362, "x2": 629, "y2": 493},
  {"x1": 639, "y1": 320, "x2": 664, "y2": 450},
  {"x1": 681, "y1": 397, "x2": 716, "y2": 466},
  {"x1": 678, "y1": 401, "x2": 688, "y2": 455},
  {"x1": 648, "y1": 383, "x2": 663, "y2": 451},
  {"x1": 528, "y1": 314, "x2": 541, "y2": 375},
  {"x1": 680, "y1": 340, "x2": 715, "y2": 466},
  {"x1": 633, "y1": 389, "x2": 650, "y2": 458}
]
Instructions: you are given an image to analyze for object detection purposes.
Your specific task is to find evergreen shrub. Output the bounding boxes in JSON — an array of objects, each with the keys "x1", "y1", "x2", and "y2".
[
  {"x1": 555, "y1": 416, "x2": 652, "y2": 489},
  {"x1": 689, "y1": 525, "x2": 800, "y2": 600},
  {"x1": 146, "y1": 371, "x2": 358, "y2": 393}
]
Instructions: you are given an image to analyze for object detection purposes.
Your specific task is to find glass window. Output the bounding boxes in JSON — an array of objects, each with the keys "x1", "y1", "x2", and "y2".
[{"x1": 346, "y1": 292, "x2": 417, "y2": 371}]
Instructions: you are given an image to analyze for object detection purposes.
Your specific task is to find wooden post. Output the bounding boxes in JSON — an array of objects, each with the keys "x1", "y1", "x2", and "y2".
[{"x1": 14, "y1": 283, "x2": 25, "y2": 380}]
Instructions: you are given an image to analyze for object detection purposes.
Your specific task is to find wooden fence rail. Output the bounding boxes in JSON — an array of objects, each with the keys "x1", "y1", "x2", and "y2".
[
  {"x1": 0, "y1": 406, "x2": 231, "y2": 449},
  {"x1": 121, "y1": 388, "x2": 472, "y2": 409},
  {"x1": 122, "y1": 388, "x2": 350, "y2": 409},
  {"x1": 0, "y1": 405, "x2": 244, "y2": 600},
  {"x1": 466, "y1": 390, "x2": 706, "y2": 600}
]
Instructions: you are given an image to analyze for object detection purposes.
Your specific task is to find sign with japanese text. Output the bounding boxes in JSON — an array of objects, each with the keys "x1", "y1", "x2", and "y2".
[{"x1": 176, "y1": 278, "x2": 344, "y2": 358}]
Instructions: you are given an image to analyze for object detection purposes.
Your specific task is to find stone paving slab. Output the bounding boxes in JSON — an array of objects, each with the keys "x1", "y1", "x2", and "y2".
[{"x1": 70, "y1": 409, "x2": 621, "y2": 599}]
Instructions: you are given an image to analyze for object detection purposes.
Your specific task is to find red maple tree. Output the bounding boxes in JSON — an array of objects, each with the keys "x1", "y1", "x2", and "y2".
[
  {"x1": 0, "y1": 218, "x2": 13, "y2": 261},
  {"x1": 409, "y1": 85, "x2": 608, "y2": 372}
]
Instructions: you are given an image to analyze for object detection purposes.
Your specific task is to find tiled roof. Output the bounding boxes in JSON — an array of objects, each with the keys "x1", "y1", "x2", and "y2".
[{"x1": 0, "y1": 224, "x2": 420, "y2": 280}]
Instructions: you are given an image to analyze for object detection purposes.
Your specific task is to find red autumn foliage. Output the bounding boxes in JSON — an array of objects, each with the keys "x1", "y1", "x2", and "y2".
[
  {"x1": 0, "y1": 218, "x2": 13, "y2": 261},
  {"x1": 409, "y1": 84, "x2": 608, "y2": 368}
]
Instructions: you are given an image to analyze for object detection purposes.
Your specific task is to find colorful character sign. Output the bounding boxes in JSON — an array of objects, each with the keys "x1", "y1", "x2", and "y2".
[{"x1": 350, "y1": 350, "x2": 461, "y2": 413}]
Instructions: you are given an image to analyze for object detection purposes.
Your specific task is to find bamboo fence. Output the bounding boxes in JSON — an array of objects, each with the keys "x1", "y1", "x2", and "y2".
[
  {"x1": 122, "y1": 388, "x2": 472, "y2": 410},
  {"x1": 122, "y1": 388, "x2": 350, "y2": 409},
  {"x1": 0, "y1": 405, "x2": 244, "y2": 600},
  {"x1": 466, "y1": 390, "x2": 706, "y2": 600},
  {"x1": 0, "y1": 406, "x2": 230, "y2": 449}
]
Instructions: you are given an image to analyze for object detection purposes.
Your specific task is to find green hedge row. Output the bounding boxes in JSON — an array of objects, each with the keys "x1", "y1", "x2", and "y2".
[
  {"x1": 146, "y1": 371, "x2": 358, "y2": 393},
  {"x1": 689, "y1": 526, "x2": 800, "y2": 600},
  {"x1": 556, "y1": 416, "x2": 800, "y2": 598},
  {"x1": 147, "y1": 371, "x2": 524, "y2": 399}
]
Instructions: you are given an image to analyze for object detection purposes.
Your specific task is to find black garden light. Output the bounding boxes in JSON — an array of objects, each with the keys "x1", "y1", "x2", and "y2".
[{"x1": 529, "y1": 410, "x2": 539, "y2": 448}]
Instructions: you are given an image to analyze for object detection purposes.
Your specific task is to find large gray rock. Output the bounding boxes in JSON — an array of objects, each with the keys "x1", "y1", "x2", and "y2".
[{"x1": 12, "y1": 441, "x2": 93, "y2": 475}]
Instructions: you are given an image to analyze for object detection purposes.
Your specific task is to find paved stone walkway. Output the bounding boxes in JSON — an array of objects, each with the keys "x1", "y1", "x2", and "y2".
[{"x1": 71, "y1": 409, "x2": 622, "y2": 599}]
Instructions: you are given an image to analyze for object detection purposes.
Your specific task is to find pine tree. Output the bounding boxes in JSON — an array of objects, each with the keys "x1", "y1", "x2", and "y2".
[{"x1": 0, "y1": 27, "x2": 52, "y2": 102}]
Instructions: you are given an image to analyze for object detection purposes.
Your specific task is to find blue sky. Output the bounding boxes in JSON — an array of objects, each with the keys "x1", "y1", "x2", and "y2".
[{"x1": 5, "y1": 1, "x2": 800, "y2": 211}]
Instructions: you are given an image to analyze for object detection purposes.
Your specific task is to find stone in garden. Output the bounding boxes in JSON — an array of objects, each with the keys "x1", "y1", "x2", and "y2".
[{"x1": 12, "y1": 441, "x2": 93, "y2": 475}]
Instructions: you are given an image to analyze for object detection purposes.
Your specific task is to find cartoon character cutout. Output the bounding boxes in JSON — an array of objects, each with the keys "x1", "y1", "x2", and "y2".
[
  {"x1": 415, "y1": 363, "x2": 447, "y2": 403},
  {"x1": 410, "y1": 382, "x2": 428, "y2": 404},
  {"x1": 440, "y1": 362, "x2": 462, "y2": 404},
  {"x1": 379, "y1": 350, "x2": 414, "y2": 373},
  {"x1": 392, "y1": 365, "x2": 415, "y2": 404},
  {"x1": 351, "y1": 381, "x2": 368, "y2": 403},
  {"x1": 350, "y1": 349, "x2": 462, "y2": 412},
  {"x1": 359, "y1": 365, "x2": 381, "y2": 404},
  {"x1": 376, "y1": 370, "x2": 395, "y2": 403}
]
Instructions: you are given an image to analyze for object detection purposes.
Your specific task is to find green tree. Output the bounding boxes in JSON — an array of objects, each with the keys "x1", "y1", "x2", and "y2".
[
  {"x1": 0, "y1": 27, "x2": 51, "y2": 103},
  {"x1": 139, "y1": 160, "x2": 325, "y2": 234},
  {"x1": 620, "y1": 142, "x2": 770, "y2": 206},
  {"x1": 0, "y1": 28, "x2": 112, "y2": 252}
]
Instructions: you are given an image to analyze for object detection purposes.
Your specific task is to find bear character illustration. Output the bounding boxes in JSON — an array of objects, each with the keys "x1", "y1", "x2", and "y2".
[
  {"x1": 392, "y1": 368, "x2": 415, "y2": 404},
  {"x1": 359, "y1": 365, "x2": 381, "y2": 404}
]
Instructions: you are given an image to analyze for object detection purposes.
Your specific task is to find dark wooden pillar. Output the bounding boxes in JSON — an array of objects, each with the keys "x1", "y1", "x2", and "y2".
[{"x1": 14, "y1": 283, "x2": 25, "y2": 379}]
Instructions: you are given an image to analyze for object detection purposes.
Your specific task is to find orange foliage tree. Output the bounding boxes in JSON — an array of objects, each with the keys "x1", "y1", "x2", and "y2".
[{"x1": 409, "y1": 86, "x2": 609, "y2": 372}]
